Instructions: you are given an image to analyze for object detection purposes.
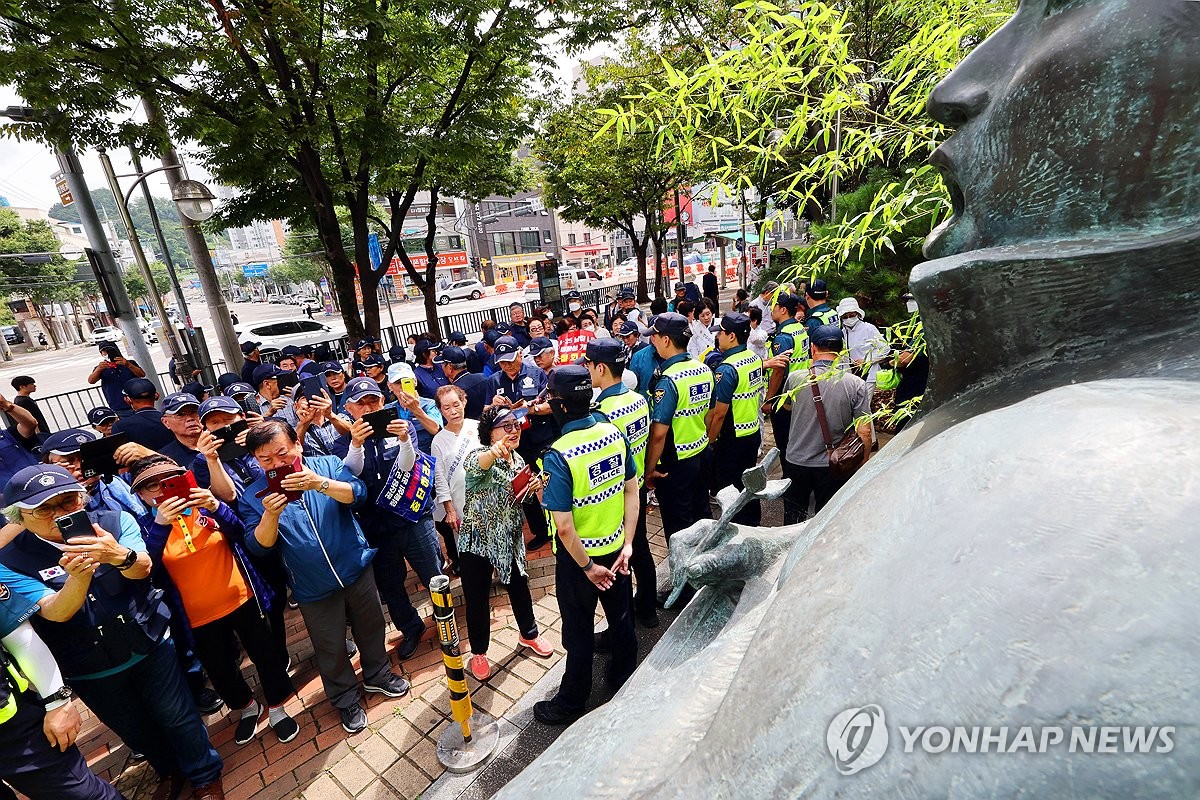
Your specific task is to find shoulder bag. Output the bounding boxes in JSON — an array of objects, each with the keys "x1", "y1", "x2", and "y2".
[{"x1": 809, "y1": 369, "x2": 867, "y2": 482}]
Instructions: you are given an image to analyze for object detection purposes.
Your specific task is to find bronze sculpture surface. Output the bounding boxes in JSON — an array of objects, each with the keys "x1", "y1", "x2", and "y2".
[{"x1": 497, "y1": 1, "x2": 1200, "y2": 796}]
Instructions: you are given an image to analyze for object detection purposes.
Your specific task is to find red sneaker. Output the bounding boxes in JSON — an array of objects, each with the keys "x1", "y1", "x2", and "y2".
[
  {"x1": 469, "y1": 654, "x2": 492, "y2": 681},
  {"x1": 518, "y1": 635, "x2": 554, "y2": 658}
]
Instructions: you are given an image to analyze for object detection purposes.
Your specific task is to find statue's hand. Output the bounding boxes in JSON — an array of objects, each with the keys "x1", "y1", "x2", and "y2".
[{"x1": 684, "y1": 526, "x2": 804, "y2": 589}]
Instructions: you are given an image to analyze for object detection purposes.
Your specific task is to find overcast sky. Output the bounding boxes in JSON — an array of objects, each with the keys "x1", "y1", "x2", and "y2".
[{"x1": 0, "y1": 41, "x2": 609, "y2": 214}]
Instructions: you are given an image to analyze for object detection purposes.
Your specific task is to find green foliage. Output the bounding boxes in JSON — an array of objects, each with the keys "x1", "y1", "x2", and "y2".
[
  {"x1": 0, "y1": 208, "x2": 82, "y2": 305},
  {"x1": 49, "y1": 189, "x2": 194, "y2": 269},
  {"x1": 123, "y1": 261, "x2": 171, "y2": 301}
]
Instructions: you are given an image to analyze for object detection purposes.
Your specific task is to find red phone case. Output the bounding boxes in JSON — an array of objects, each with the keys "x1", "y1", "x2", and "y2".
[
  {"x1": 158, "y1": 471, "x2": 199, "y2": 505},
  {"x1": 257, "y1": 458, "x2": 303, "y2": 501}
]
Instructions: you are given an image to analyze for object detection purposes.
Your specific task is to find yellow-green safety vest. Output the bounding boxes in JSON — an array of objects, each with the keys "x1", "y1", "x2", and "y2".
[
  {"x1": 0, "y1": 647, "x2": 30, "y2": 725},
  {"x1": 721, "y1": 348, "x2": 764, "y2": 438},
  {"x1": 596, "y1": 387, "x2": 649, "y2": 484},
  {"x1": 771, "y1": 319, "x2": 809, "y2": 377},
  {"x1": 549, "y1": 421, "x2": 628, "y2": 556},
  {"x1": 661, "y1": 358, "x2": 712, "y2": 461}
]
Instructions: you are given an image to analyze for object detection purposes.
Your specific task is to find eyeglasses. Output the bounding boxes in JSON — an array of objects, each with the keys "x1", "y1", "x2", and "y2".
[
  {"x1": 29, "y1": 494, "x2": 82, "y2": 519},
  {"x1": 495, "y1": 421, "x2": 522, "y2": 432}
]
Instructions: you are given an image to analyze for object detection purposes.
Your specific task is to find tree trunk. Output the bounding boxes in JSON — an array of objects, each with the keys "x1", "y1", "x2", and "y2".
[
  {"x1": 35, "y1": 303, "x2": 60, "y2": 349},
  {"x1": 625, "y1": 225, "x2": 651, "y2": 303},
  {"x1": 349, "y1": 194, "x2": 380, "y2": 338},
  {"x1": 422, "y1": 186, "x2": 442, "y2": 340}
]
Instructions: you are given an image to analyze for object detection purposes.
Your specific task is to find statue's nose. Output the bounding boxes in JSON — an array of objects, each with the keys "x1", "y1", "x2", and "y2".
[{"x1": 927, "y1": 80, "x2": 990, "y2": 127}]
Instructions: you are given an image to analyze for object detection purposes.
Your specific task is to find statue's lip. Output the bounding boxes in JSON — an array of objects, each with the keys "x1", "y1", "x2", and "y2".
[{"x1": 925, "y1": 147, "x2": 965, "y2": 259}]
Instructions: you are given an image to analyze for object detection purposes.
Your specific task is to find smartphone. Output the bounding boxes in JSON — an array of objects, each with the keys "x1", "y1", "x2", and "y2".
[
  {"x1": 78, "y1": 431, "x2": 129, "y2": 480},
  {"x1": 257, "y1": 457, "x2": 303, "y2": 502},
  {"x1": 213, "y1": 420, "x2": 249, "y2": 461},
  {"x1": 55, "y1": 509, "x2": 93, "y2": 543},
  {"x1": 299, "y1": 375, "x2": 326, "y2": 402},
  {"x1": 363, "y1": 406, "x2": 399, "y2": 438},
  {"x1": 400, "y1": 376, "x2": 417, "y2": 396},
  {"x1": 236, "y1": 394, "x2": 260, "y2": 416},
  {"x1": 158, "y1": 471, "x2": 199, "y2": 505},
  {"x1": 276, "y1": 371, "x2": 300, "y2": 394}
]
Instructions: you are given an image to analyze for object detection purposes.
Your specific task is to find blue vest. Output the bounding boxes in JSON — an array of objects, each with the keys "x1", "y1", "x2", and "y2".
[{"x1": 0, "y1": 512, "x2": 170, "y2": 679}]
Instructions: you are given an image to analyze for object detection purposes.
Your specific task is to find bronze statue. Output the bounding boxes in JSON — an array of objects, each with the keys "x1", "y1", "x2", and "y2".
[{"x1": 498, "y1": 1, "x2": 1200, "y2": 796}]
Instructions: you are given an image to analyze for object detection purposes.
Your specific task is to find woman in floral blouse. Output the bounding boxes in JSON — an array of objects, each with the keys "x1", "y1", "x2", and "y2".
[{"x1": 460, "y1": 405, "x2": 554, "y2": 680}]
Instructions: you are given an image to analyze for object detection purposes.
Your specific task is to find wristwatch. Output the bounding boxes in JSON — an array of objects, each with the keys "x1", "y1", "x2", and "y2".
[
  {"x1": 115, "y1": 549, "x2": 138, "y2": 571},
  {"x1": 42, "y1": 685, "x2": 73, "y2": 708},
  {"x1": 318, "y1": 479, "x2": 330, "y2": 493}
]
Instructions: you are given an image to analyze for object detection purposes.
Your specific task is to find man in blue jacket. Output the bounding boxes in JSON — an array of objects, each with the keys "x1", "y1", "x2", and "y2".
[{"x1": 238, "y1": 419, "x2": 410, "y2": 735}]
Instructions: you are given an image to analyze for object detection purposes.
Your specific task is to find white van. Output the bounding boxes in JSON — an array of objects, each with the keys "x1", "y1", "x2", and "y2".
[{"x1": 558, "y1": 269, "x2": 603, "y2": 292}]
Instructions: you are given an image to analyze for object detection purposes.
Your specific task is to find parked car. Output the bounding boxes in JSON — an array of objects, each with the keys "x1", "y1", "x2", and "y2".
[
  {"x1": 143, "y1": 329, "x2": 159, "y2": 345},
  {"x1": 1, "y1": 325, "x2": 23, "y2": 345},
  {"x1": 437, "y1": 279, "x2": 485, "y2": 305},
  {"x1": 237, "y1": 317, "x2": 347, "y2": 354},
  {"x1": 88, "y1": 326, "x2": 125, "y2": 344}
]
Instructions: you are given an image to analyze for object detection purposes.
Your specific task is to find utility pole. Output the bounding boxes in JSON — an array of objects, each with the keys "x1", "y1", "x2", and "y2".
[
  {"x1": 129, "y1": 147, "x2": 193, "y2": 331},
  {"x1": 142, "y1": 95, "x2": 243, "y2": 373}
]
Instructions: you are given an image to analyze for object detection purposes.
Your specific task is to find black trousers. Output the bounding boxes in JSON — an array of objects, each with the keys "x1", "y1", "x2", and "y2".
[
  {"x1": 552, "y1": 548, "x2": 637, "y2": 713},
  {"x1": 769, "y1": 407, "x2": 791, "y2": 456},
  {"x1": 249, "y1": 549, "x2": 289, "y2": 666},
  {"x1": 781, "y1": 460, "x2": 840, "y2": 524},
  {"x1": 655, "y1": 450, "x2": 712, "y2": 540},
  {"x1": 458, "y1": 550, "x2": 538, "y2": 656},
  {"x1": 712, "y1": 431, "x2": 762, "y2": 526},
  {"x1": 0, "y1": 691, "x2": 125, "y2": 800},
  {"x1": 434, "y1": 520, "x2": 461, "y2": 568},
  {"x1": 629, "y1": 484, "x2": 657, "y2": 616},
  {"x1": 516, "y1": 441, "x2": 550, "y2": 541},
  {"x1": 191, "y1": 600, "x2": 295, "y2": 709}
]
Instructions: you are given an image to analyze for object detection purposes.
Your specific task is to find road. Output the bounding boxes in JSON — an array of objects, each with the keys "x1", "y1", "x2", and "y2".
[{"x1": 0, "y1": 273, "x2": 639, "y2": 400}]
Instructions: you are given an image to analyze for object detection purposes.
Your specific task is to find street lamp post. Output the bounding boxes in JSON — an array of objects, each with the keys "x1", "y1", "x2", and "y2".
[{"x1": 98, "y1": 150, "x2": 191, "y2": 381}]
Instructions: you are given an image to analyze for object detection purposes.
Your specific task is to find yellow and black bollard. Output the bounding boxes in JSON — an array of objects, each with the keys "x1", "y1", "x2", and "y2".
[{"x1": 430, "y1": 575, "x2": 499, "y2": 772}]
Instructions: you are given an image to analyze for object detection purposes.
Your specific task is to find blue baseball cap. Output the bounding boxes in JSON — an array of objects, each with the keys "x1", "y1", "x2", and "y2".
[
  {"x1": 619, "y1": 320, "x2": 642, "y2": 337},
  {"x1": 122, "y1": 378, "x2": 157, "y2": 400},
  {"x1": 617, "y1": 287, "x2": 635, "y2": 300},
  {"x1": 807, "y1": 279, "x2": 829, "y2": 299},
  {"x1": 527, "y1": 337, "x2": 555, "y2": 358},
  {"x1": 810, "y1": 324, "x2": 844, "y2": 348},
  {"x1": 251, "y1": 364, "x2": 283, "y2": 388},
  {"x1": 239, "y1": 340, "x2": 261, "y2": 355},
  {"x1": 436, "y1": 346, "x2": 468, "y2": 366},
  {"x1": 162, "y1": 392, "x2": 201, "y2": 415},
  {"x1": 493, "y1": 336, "x2": 520, "y2": 363},
  {"x1": 344, "y1": 376, "x2": 384, "y2": 403},
  {"x1": 448, "y1": 331, "x2": 467, "y2": 344},
  {"x1": 720, "y1": 312, "x2": 751, "y2": 336},
  {"x1": 581, "y1": 338, "x2": 627, "y2": 364},
  {"x1": 223, "y1": 381, "x2": 256, "y2": 398},
  {"x1": 216, "y1": 372, "x2": 241, "y2": 391},
  {"x1": 774, "y1": 293, "x2": 801, "y2": 313},
  {"x1": 41, "y1": 428, "x2": 98, "y2": 456},
  {"x1": 650, "y1": 312, "x2": 689, "y2": 337},
  {"x1": 279, "y1": 345, "x2": 300, "y2": 358},
  {"x1": 199, "y1": 396, "x2": 242, "y2": 421},
  {"x1": 361, "y1": 354, "x2": 387, "y2": 369},
  {"x1": 483, "y1": 329, "x2": 502, "y2": 346},
  {"x1": 320, "y1": 361, "x2": 344, "y2": 375},
  {"x1": 3, "y1": 465, "x2": 84, "y2": 510},
  {"x1": 87, "y1": 406, "x2": 118, "y2": 426}
]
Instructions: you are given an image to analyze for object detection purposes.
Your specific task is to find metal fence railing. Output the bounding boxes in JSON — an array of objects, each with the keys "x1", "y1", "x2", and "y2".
[{"x1": 32, "y1": 283, "x2": 643, "y2": 433}]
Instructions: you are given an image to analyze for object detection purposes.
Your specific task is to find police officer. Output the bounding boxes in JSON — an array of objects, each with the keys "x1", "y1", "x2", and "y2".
[
  {"x1": 582, "y1": 338, "x2": 658, "y2": 628},
  {"x1": 803, "y1": 278, "x2": 839, "y2": 333},
  {"x1": 762, "y1": 293, "x2": 807, "y2": 458},
  {"x1": 705, "y1": 312, "x2": 765, "y2": 525},
  {"x1": 0, "y1": 608, "x2": 124, "y2": 798},
  {"x1": 532, "y1": 366, "x2": 638, "y2": 726},
  {"x1": 643, "y1": 312, "x2": 713, "y2": 541},
  {"x1": 488, "y1": 336, "x2": 556, "y2": 550}
]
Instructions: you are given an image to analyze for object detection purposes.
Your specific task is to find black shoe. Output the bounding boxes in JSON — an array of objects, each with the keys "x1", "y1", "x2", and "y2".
[
  {"x1": 234, "y1": 705, "x2": 262, "y2": 745},
  {"x1": 526, "y1": 534, "x2": 551, "y2": 551},
  {"x1": 271, "y1": 713, "x2": 300, "y2": 743},
  {"x1": 345, "y1": 638, "x2": 358, "y2": 657},
  {"x1": 340, "y1": 703, "x2": 367, "y2": 734},
  {"x1": 195, "y1": 688, "x2": 224, "y2": 715},
  {"x1": 594, "y1": 632, "x2": 612, "y2": 654},
  {"x1": 638, "y1": 609, "x2": 660, "y2": 629},
  {"x1": 150, "y1": 770, "x2": 187, "y2": 800},
  {"x1": 395, "y1": 624, "x2": 425, "y2": 660},
  {"x1": 533, "y1": 700, "x2": 583, "y2": 726},
  {"x1": 364, "y1": 673, "x2": 411, "y2": 698}
]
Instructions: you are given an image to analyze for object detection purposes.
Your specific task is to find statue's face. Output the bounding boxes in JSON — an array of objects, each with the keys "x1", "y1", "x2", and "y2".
[{"x1": 925, "y1": 0, "x2": 1200, "y2": 259}]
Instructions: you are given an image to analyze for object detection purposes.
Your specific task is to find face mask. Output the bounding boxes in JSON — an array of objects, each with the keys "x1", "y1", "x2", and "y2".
[
  {"x1": 569, "y1": 302, "x2": 581, "y2": 312},
  {"x1": 843, "y1": 316, "x2": 860, "y2": 329},
  {"x1": 582, "y1": 322, "x2": 594, "y2": 331},
  {"x1": 906, "y1": 300, "x2": 919, "y2": 314}
]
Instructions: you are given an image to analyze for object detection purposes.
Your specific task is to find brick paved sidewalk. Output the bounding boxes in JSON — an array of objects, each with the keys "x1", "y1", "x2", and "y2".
[{"x1": 63, "y1": 510, "x2": 674, "y2": 800}]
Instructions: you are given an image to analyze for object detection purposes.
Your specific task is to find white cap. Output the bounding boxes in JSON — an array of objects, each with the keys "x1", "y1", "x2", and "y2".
[{"x1": 387, "y1": 361, "x2": 416, "y2": 384}]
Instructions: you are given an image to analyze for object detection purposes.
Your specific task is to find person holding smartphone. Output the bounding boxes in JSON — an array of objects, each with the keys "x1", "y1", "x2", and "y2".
[
  {"x1": 0, "y1": 465, "x2": 224, "y2": 800},
  {"x1": 128, "y1": 456, "x2": 298, "y2": 747},
  {"x1": 238, "y1": 419, "x2": 409, "y2": 735},
  {"x1": 87, "y1": 344, "x2": 146, "y2": 419},
  {"x1": 330, "y1": 378, "x2": 443, "y2": 662}
]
